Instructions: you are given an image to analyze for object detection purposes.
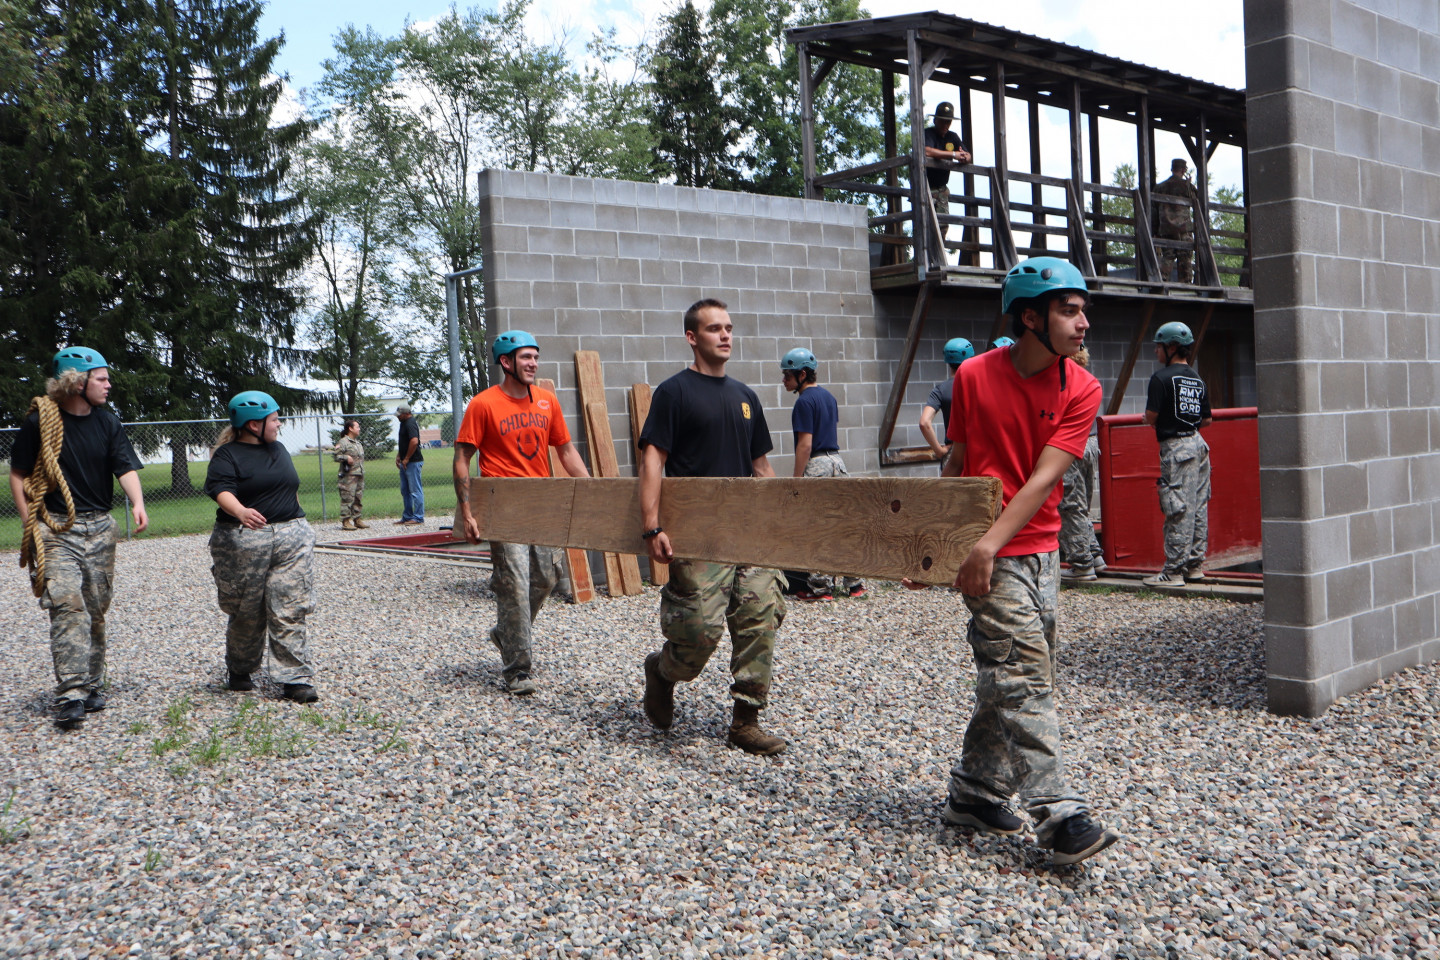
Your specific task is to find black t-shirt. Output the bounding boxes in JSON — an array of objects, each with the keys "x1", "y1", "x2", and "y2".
[
  {"x1": 1146, "y1": 363, "x2": 1212, "y2": 440},
  {"x1": 923, "y1": 126, "x2": 966, "y2": 188},
  {"x1": 639, "y1": 368, "x2": 773, "y2": 478},
  {"x1": 925, "y1": 376, "x2": 955, "y2": 434},
  {"x1": 204, "y1": 441, "x2": 305, "y2": 524},
  {"x1": 398, "y1": 417, "x2": 423, "y2": 462},
  {"x1": 10, "y1": 407, "x2": 143, "y2": 514}
]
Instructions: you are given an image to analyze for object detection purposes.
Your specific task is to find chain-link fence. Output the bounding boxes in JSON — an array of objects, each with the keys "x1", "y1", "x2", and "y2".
[{"x1": 0, "y1": 411, "x2": 456, "y2": 548}]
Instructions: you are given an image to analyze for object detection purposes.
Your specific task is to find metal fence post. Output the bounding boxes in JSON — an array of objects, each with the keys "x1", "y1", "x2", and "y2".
[{"x1": 316, "y1": 416, "x2": 327, "y2": 522}]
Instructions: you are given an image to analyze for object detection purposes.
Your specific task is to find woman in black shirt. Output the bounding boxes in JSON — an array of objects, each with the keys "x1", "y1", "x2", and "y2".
[{"x1": 203, "y1": 391, "x2": 319, "y2": 703}]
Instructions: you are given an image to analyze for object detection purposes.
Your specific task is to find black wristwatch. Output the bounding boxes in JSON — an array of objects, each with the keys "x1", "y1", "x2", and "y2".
[{"x1": 641, "y1": 526, "x2": 664, "y2": 540}]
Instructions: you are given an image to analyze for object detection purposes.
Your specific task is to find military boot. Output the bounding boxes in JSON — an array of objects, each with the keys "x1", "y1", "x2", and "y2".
[
  {"x1": 642, "y1": 653, "x2": 675, "y2": 729},
  {"x1": 353, "y1": 518, "x2": 369, "y2": 529},
  {"x1": 341, "y1": 519, "x2": 356, "y2": 531},
  {"x1": 728, "y1": 701, "x2": 786, "y2": 756}
]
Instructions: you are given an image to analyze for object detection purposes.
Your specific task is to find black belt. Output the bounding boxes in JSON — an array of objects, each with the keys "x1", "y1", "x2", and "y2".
[{"x1": 1164, "y1": 432, "x2": 1196, "y2": 439}]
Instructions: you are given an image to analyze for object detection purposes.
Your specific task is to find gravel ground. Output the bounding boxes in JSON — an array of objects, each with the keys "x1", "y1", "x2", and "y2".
[{"x1": 1, "y1": 522, "x2": 1437, "y2": 959}]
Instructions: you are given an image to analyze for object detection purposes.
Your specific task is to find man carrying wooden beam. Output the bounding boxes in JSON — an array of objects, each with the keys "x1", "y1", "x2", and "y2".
[
  {"x1": 454, "y1": 330, "x2": 591, "y2": 696},
  {"x1": 638, "y1": 298, "x2": 789, "y2": 756},
  {"x1": 937, "y1": 256, "x2": 1120, "y2": 865}
]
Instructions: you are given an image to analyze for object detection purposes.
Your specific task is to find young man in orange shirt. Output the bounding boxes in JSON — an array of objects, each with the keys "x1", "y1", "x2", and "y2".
[{"x1": 454, "y1": 331, "x2": 590, "y2": 696}]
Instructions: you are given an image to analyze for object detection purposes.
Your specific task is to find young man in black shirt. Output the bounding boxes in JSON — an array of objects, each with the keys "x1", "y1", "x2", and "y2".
[
  {"x1": 922, "y1": 101, "x2": 971, "y2": 256},
  {"x1": 638, "y1": 298, "x2": 788, "y2": 755},
  {"x1": 1143, "y1": 322, "x2": 1212, "y2": 587},
  {"x1": 9, "y1": 347, "x2": 147, "y2": 729},
  {"x1": 395, "y1": 403, "x2": 424, "y2": 525}
]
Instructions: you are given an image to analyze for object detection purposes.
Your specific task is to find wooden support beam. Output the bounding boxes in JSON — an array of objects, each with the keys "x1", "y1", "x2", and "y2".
[
  {"x1": 627, "y1": 384, "x2": 668, "y2": 587},
  {"x1": 906, "y1": 30, "x2": 931, "y2": 275},
  {"x1": 1106, "y1": 302, "x2": 1156, "y2": 416},
  {"x1": 799, "y1": 42, "x2": 818, "y2": 200},
  {"x1": 877, "y1": 280, "x2": 937, "y2": 462},
  {"x1": 539, "y1": 378, "x2": 594, "y2": 604},
  {"x1": 1028, "y1": 99, "x2": 1045, "y2": 251},
  {"x1": 575, "y1": 351, "x2": 644, "y2": 597},
  {"x1": 464, "y1": 477, "x2": 1003, "y2": 586}
]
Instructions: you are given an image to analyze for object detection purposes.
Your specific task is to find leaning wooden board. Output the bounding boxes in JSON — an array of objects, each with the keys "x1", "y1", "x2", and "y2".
[
  {"x1": 626, "y1": 383, "x2": 668, "y2": 587},
  {"x1": 463, "y1": 476, "x2": 1002, "y2": 584},
  {"x1": 538, "y1": 378, "x2": 594, "y2": 604}
]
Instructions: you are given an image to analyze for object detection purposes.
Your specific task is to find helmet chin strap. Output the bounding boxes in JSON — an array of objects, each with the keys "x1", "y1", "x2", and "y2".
[
  {"x1": 502, "y1": 356, "x2": 533, "y2": 402},
  {"x1": 1027, "y1": 312, "x2": 1068, "y2": 389}
]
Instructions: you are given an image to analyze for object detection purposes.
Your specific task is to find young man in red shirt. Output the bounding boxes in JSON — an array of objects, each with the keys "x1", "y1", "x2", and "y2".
[
  {"x1": 938, "y1": 256, "x2": 1120, "y2": 865},
  {"x1": 453, "y1": 331, "x2": 590, "y2": 696}
]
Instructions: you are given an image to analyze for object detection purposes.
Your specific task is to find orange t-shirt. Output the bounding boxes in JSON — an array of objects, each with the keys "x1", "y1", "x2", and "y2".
[{"x1": 455, "y1": 385, "x2": 572, "y2": 478}]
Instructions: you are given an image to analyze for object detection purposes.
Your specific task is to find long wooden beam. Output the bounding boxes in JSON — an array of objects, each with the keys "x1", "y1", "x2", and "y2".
[
  {"x1": 463, "y1": 477, "x2": 1002, "y2": 585},
  {"x1": 877, "y1": 279, "x2": 937, "y2": 462},
  {"x1": 1106, "y1": 301, "x2": 1156, "y2": 416}
]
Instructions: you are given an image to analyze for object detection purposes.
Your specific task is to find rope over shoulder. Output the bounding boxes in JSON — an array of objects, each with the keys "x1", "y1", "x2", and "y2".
[{"x1": 18, "y1": 395, "x2": 76, "y2": 597}]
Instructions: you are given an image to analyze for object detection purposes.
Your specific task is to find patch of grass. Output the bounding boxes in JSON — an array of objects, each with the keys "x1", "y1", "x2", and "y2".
[
  {"x1": 125, "y1": 721, "x2": 150, "y2": 735},
  {"x1": 377, "y1": 721, "x2": 409, "y2": 754},
  {"x1": 0, "y1": 789, "x2": 33, "y2": 844},
  {"x1": 164, "y1": 695, "x2": 194, "y2": 729},
  {"x1": 190, "y1": 728, "x2": 231, "y2": 767},
  {"x1": 1073, "y1": 584, "x2": 1121, "y2": 596},
  {"x1": 152, "y1": 729, "x2": 188, "y2": 757},
  {"x1": 353, "y1": 708, "x2": 390, "y2": 730},
  {"x1": 143, "y1": 846, "x2": 162, "y2": 872}
]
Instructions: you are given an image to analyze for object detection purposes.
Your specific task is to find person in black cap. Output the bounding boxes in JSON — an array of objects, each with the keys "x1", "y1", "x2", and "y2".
[{"x1": 922, "y1": 101, "x2": 971, "y2": 254}]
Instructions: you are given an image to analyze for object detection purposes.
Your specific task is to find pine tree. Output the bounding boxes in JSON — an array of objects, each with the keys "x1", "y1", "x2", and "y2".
[
  {"x1": 649, "y1": 1, "x2": 738, "y2": 188},
  {"x1": 132, "y1": 0, "x2": 318, "y2": 490}
]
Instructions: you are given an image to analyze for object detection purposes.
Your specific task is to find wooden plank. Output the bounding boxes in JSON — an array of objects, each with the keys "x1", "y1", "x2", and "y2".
[
  {"x1": 1106, "y1": 302, "x2": 1156, "y2": 416},
  {"x1": 573, "y1": 351, "x2": 631, "y2": 595},
  {"x1": 467, "y1": 477, "x2": 1002, "y2": 585},
  {"x1": 585, "y1": 400, "x2": 645, "y2": 596},
  {"x1": 537, "y1": 377, "x2": 593, "y2": 604},
  {"x1": 627, "y1": 384, "x2": 668, "y2": 587},
  {"x1": 875, "y1": 280, "x2": 937, "y2": 458}
]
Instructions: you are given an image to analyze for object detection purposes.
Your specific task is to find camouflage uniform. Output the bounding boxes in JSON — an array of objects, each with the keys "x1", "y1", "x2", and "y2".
[
  {"x1": 1157, "y1": 434, "x2": 1211, "y2": 575},
  {"x1": 332, "y1": 435, "x2": 365, "y2": 523},
  {"x1": 208, "y1": 518, "x2": 317, "y2": 685},
  {"x1": 949, "y1": 551, "x2": 1089, "y2": 848},
  {"x1": 487, "y1": 540, "x2": 562, "y2": 683},
  {"x1": 655, "y1": 559, "x2": 786, "y2": 708},
  {"x1": 1154, "y1": 172, "x2": 1197, "y2": 283},
  {"x1": 1058, "y1": 436, "x2": 1102, "y2": 565},
  {"x1": 39, "y1": 512, "x2": 117, "y2": 703},
  {"x1": 801, "y1": 452, "x2": 865, "y2": 596}
]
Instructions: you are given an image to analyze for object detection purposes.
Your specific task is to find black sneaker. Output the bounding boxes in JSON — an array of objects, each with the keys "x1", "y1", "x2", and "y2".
[
  {"x1": 227, "y1": 671, "x2": 256, "y2": 692},
  {"x1": 82, "y1": 690, "x2": 107, "y2": 713},
  {"x1": 847, "y1": 584, "x2": 868, "y2": 599},
  {"x1": 941, "y1": 800, "x2": 1024, "y2": 836},
  {"x1": 53, "y1": 699, "x2": 85, "y2": 729},
  {"x1": 281, "y1": 683, "x2": 319, "y2": 704},
  {"x1": 1050, "y1": 814, "x2": 1119, "y2": 865}
]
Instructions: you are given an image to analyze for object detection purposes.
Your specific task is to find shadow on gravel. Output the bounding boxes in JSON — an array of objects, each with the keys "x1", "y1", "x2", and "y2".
[{"x1": 1061, "y1": 598, "x2": 1266, "y2": 712}]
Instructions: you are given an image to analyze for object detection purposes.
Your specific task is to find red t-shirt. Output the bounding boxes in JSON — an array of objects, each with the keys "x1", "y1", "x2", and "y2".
[
  {"x1": 455, "y1": 385, "x2": 572, "y2": 478},
  {"x1": 947, "y1": 347, "x2": 1102, "y2": 556}
]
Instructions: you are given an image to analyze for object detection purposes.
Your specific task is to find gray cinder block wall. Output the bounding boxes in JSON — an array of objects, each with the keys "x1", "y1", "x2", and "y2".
[
  {"x1": 1247, "y1": 1, "x2": 1440, "y2": 714},
  {"x1": 477, "y1": 170, "x2": 1254, "y2": 482}
]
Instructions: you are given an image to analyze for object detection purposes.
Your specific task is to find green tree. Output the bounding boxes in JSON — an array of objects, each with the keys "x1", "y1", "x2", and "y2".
[
  {"x1": 708, "y1": 0, "x2": 885, "y2": 198},
  {"x1": 0, "y1": 0, "x2": 169, "y2": 421},
  {"x1": 1101, "y1": 162, "x2": 1137, "y2": 271},
  {"x1": 649, "y1": 1, "x2": 739, "y2": 188},
  {"x1": 1209, "y1": 183, "x2": 1246, "y2": 287},
  {"x1": 118, "y1": 0, "x2": 317, "y2": 490}
]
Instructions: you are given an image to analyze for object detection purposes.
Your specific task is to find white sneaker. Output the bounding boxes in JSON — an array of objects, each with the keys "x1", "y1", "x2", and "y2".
[
  {"x1": 1061, "y1": 564, "x2": 1097, "y2": 582},
  {"x1": 1142, "y1": 572, "x2": 1184, "y2": 589}
]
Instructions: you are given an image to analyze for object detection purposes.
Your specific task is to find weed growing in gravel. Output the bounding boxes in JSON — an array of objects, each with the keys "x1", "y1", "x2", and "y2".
[
  {"x1": 165, "y1": 695, "x2": 194, "y2": 728},
  {"x1": 125, "y1": 721, "x2": 149, "y2": 735},
  {"x1": 227, "y1": 701, "x2": 313, "y2": 759},
  {"x1": 1075, "y1": 584, "x2": 1120, "y2": 596},
  {"x1": 353, "y1": 708, "x2": 389, "y2": 729},
  {"x1": 151, "y1": 729, "x2": 188, "y2": 757},
  {"x1": 143, "y1": 846, "x2": 162, "y2": 871},
  {"x1": 377, "y1": 721, "x2": 410, "y2": 753},
  {"x1": 0, "y1": 789, "x2": 33, "y2": 844},
  {"x1": 190, "y1": 728, "x2": 231, "y2": 767}
]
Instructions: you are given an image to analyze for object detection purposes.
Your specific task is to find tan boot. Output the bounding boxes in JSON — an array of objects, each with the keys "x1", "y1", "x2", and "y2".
[
  {"x1": 643, "y1": 653, "x2": 675, "y2": 729},
  {"x1": 341, "y1": 519, "x2": 356, "y2": 531},
  {"x1": 353, "y1": 518, "x2": 369, "y2": 529},
  {"x1": 727, "y1": 700, "x2": 786, "y2": 756}
]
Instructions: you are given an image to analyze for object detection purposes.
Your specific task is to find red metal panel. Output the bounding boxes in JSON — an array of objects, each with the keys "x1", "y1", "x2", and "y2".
[{"x1": 1097, "y1": 408, "x2": 1261, "y2": 572}]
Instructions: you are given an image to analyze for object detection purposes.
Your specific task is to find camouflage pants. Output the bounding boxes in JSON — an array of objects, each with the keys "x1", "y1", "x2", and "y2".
[
  {"x1": 338, "y1": 474, "x2": 364, "y2": 521},
  {"x1": 656, "y1": 559, "x2": 786, "y2": 709},
  {"x1": 1157, "y1": 434, "x2": 1211, "y2": 575},
  {"x1": 488, "y1": 541, "x2": 561, "y2": 681},
  {"x1": 802, "y1": 453, "x2": 864, "y2": 595},
  {"x1": 1159, "y1": 232, "x2": 1194, "y2": 283},
  {"x1": 949, "y1": 551, "x2": 1088, "y2": 847},
  {"x1": 930, "y1": 185, "x2": 950, "y2": 244},
  {"x1": 1058, "y1": 436, "x2": 1103, "y2": 564},
  {"x1": 208, "y1": 519, "x2": 317, "y2": 685},
  {"x1": 38, "y1": 512, "x2": 117, "y2": 704}
]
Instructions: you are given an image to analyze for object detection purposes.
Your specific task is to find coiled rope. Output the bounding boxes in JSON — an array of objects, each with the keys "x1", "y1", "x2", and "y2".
[{"x1": 18, "y1": 395, "x2": 76, "y2": 597}]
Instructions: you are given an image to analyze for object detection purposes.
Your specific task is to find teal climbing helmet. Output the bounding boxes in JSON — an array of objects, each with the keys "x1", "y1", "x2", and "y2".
[
  {"x1": 991, "y1": 336, "x2": 1015, "y2": 350},
  {"x1": 1154, "y1": 321, "x2": 1194, "y2": 346},
  {"x1": 1000, "y1": 256, "x2": 1088, "y2": 316},
  {"x1": 228, "y1": 391, "x2": 279, "y2": 428},
  {"x1": 491, "y1": 330, "x2": 539, "y2": 364},
  {"x1": 52, "y1": 346, "x2": 108, "y2": 377},
  {"x1": 780, "y1": 347, "x2": 818, "y2": 372},
  {"x1": 943, "y1": 338, "x2": 974, "y2": 365}
]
